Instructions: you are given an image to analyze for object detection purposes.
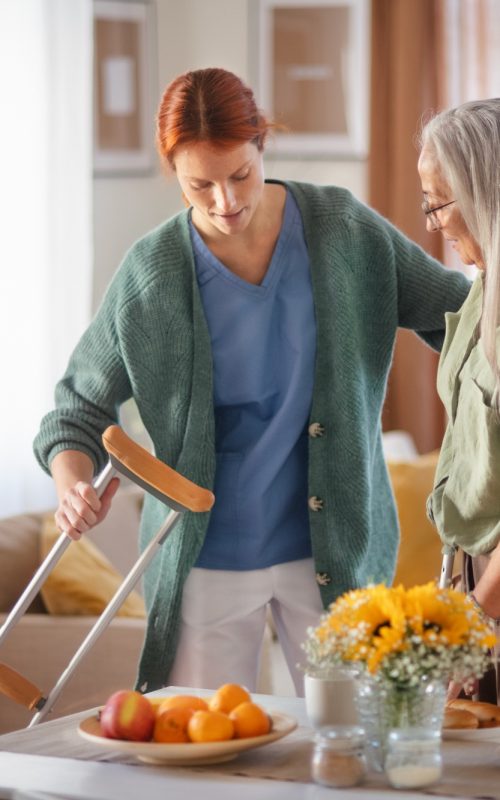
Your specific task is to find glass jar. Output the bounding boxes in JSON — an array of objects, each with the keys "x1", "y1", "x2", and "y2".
[
  {"x1": 311, "y1": 725, "x2": 367, "y2": 788},
  {"x1": 356, "y1": 677, "x2": 446, "y2": 771},
  {"x1": 384, "y1": 727, "x2": 442, "y2": 789}
]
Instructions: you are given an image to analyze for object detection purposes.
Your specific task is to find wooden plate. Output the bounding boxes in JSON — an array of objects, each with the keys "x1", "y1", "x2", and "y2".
[{"x1": 78, "y1": 711, "x2": 297, "y2": 765}]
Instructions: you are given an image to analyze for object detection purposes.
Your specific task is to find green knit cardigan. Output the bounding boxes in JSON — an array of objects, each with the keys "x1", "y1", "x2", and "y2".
[{"x1": 34, "y1": 181, "x2": 470, "y2": 691}]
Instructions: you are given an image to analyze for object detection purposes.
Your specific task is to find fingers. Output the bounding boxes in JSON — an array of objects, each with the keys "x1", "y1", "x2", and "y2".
[
  {"x1": 55, "y1": 483, "x2": 97, "y2": 540},
  {"x1": 464, "y1": 678, "x2": 479, "y2": 697},
  {"x1": 55, "y1": 478, "x2": 119, "y2": 540},
  {"x1": 446, "y1": 678, "x2": 479, "y2": 702},
  {"x1": 446, "y1": 680, "x2": 463, "y2": 701},
  {"x1": 99, "y1": 477, "x2": 120, "y2": 517}
]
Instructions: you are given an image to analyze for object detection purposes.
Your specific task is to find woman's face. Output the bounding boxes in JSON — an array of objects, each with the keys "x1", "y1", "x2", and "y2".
[
  {"x1": 173, "y1": 140, "x2": 265, "y2": 238},
  {"x1": 418, "y1": 146, "x2": 484, "y2": 269}
]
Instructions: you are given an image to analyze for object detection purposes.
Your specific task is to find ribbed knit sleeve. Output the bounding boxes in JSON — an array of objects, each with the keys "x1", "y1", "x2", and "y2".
[
  {"x1": 356, "y1": 202, "x2": 470, "y2": 349},
  {"x1": 286, "y1": 181, "x2": 471, "y2": 351}
]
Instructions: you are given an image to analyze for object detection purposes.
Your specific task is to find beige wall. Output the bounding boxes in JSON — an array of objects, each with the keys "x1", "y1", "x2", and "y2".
[{"x1": 92, "y1": 0, "x2": 367, "y2": 311}]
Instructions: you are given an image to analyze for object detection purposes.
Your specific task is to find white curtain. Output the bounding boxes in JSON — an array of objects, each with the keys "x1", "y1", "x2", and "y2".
[
  {"x1": 0, "y1": 1, "x2": 93, "y2": 516},
  {"x1": 439, "y1": 0, "x2": 500, "y2": 277},
  {"x1": 441, "y1": 0, "x2": 500, "y2": 107}
]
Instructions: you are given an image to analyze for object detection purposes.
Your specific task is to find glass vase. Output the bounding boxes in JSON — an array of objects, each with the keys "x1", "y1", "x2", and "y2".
[{"x1": 355, "y1": 677, "x2": 446, "y2": 772}]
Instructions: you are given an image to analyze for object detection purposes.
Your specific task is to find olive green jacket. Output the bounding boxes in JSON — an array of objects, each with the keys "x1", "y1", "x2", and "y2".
[
  {"x1": 33, "y1": 181, "x2": 470, "y2": 691},
  {"x1": 430, "y1": 275, "x2": 500, "y2": 556}
]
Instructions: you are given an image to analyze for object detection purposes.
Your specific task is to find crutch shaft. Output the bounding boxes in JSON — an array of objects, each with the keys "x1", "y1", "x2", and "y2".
[
  {"x1": 29, "y1": 508, "x2": 181, "y2": 726},
  {"x1": 439, "y1": 548, "x2": 456, "y2": 589}
]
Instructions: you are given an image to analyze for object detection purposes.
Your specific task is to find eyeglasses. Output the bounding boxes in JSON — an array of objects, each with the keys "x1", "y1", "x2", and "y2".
[{"x1": 421, "y1": 198, "x2": 456, "y2": 231}]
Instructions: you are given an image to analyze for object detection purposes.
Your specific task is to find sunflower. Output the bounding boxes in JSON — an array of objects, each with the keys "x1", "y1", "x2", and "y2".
[
  {"x1": 404, "y1": 583, "x2": 495, "y2": 648},
  {"x1": 404, "y1": 583, "x2": 469, "y2": 646},
  {"x1": 347, "y1": 584, "x2": 406, "y2": 641},
  {"x1": 302, "y1": 581, "x2": 496, "y2": 682},
  {"x1": 319, "y1": 584, "x2": 408, "y2": 666},
  {"x1": 366, "y1": 620, "x2": 408, "y2": 673}
]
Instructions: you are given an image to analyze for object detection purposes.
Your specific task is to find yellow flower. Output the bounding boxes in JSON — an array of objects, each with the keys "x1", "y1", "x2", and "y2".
[
  {"x1": 303, "y1": 581, "x2": 496, "y2": 681},
  {"x1": 367, "y1": 622, "x2": 408, "y2": 673},
  {"x1": 341, "y1": 584, "x2": 405, "y2": 638},
  {"x1": 405, "y1": 583, "x2": 497, "y2": 648},
  {"x1": 315, "y1": 584, "x2": 408, "y2": 667},
  {"x1": 404, "y1": 583, "x2": 468, "y2": 645}
]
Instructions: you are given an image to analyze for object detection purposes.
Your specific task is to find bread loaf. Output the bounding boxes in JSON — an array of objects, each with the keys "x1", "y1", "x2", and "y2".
[
  {"x1": 443, "y1": 706, "x2": 479, "y2": 730},
  {"x1": 447, "y1": 699, "x2": 500, "y2": 727}
]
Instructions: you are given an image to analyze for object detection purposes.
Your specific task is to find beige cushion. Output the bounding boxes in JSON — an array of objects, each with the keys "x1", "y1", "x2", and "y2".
[
  {"x1": 0, "y1": 512, "x2": 46, "y2": 613},
  {"x1": 388, "y1": 451, "x2": 442, "y2": 587},
  {"x1": 39, "y1": 516, "x2": 146, "y2": 618},
  {"x1": 0, "y1": 613, "x2": 145, "y2": 734}
]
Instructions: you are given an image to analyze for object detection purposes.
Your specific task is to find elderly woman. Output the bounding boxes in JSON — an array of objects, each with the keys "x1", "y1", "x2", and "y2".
[{"x1": 419, "y1": 98, "x2": 500, "y2": 703}]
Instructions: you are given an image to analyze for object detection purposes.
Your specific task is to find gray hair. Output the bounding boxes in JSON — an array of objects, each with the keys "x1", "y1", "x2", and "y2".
[{"x1": 420, "y1": 98, "x2": 500, "y2": 407}]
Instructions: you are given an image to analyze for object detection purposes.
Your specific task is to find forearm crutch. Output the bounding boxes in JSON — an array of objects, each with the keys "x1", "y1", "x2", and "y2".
[
  {"x1": 439, "y1": 543, "x2": 458, "y2": 589},
  {"x1": 0, "y1": 425, "x2": 214, "y2": 726}
]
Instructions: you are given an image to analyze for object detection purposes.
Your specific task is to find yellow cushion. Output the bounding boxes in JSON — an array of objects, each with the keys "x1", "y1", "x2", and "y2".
[
  {"x1": 388, "y1": 451, "x2": 443, "y2": 587},
  {"x1": 39, "y1": 516, "x2": 146, "y2": 618}
]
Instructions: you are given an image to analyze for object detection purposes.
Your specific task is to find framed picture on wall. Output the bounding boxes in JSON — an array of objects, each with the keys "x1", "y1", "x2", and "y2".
[
  {"x1": 93, "y1": 0, "x2": 156, "y2": 176},
  {"x1": 251, "y1": 0, "x2": 370, "y2": 158}
]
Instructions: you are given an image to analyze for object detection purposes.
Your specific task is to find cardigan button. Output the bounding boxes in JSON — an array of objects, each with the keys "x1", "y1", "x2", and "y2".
[
  {"x1": 316, "y1": 572, "x2": 331, "y2": 586},
  {"x1": 308, "y1": 496, "x2": 324, "y2": 511},
  {"x1": 308, "y1": 422, "x2": 325, "y2": 438}
]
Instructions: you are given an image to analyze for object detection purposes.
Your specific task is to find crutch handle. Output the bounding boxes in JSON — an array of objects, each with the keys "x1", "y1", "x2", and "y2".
[
  {"x1": 102, "y1": 426, "x2": 214, "y2": 512},
  {"x1": 0, "y1": 663, "x2": 44, "y2": 710}
]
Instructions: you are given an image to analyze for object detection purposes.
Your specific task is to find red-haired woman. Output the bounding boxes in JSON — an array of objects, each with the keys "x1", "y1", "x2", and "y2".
[{"x1": 35, "y1": 68, "x2": 470, "y2": 695}]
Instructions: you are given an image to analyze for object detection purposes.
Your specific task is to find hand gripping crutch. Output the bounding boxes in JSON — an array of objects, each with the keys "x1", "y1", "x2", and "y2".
[
  {"x1": 0, "y1": 425, "x2": 214, "y2": 726},
  {"x1": 439, "y1": 543, "x2": 458, "y2": 589}
]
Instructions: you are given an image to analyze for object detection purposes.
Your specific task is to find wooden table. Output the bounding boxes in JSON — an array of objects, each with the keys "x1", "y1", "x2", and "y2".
[{"x1": 1, "y1": 689, "x2": 500, "y2": 800}]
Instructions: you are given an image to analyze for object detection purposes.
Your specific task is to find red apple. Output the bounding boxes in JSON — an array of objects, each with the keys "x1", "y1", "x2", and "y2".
[{"x1": 100, "y1": 690, "x2": 155, "y2": 741}]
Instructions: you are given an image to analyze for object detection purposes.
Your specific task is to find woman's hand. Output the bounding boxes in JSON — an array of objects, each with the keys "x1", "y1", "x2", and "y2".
[
  {"x1": 55, "y1": 477, "x2": 120, "y2": 540},
  {"x1": 447, "y1": 677, "x2": 479, "y2": 702},
  {"x1": 469, "y1": 545, "x2": 500, "y2": 622},
  {"x1": 51, "y1": 449, "x2": 120, "y2": 540}
]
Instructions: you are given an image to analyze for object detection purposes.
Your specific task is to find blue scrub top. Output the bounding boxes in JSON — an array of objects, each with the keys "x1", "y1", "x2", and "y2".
[{"x1": 190, "y1": 191, "x2": 316, "y2": 569}]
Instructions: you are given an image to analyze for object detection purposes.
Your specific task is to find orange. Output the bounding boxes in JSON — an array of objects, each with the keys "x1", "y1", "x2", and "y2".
[
  {"x1": 187, "y1": 709, "x2": 235, "y2": 743},
  {"x1": 153, "y1": 707, "x2": 193, "y2": 743},
  {"x1": 229, "y1": 701, "x2": 271, "y2": 738},
  {"x1": 208, "y1": 683, "x2": 251, "y2": 714},
  {"x1": 157, "y1": 694, "x2": 209, "y2": 716}
]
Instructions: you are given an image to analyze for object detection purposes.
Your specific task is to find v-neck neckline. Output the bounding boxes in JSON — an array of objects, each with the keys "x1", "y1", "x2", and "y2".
[{"x1": 189, "y1": 190, "x2": 294, "y2": 295}]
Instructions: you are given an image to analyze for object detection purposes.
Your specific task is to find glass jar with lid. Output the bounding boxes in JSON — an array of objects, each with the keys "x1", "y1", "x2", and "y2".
[
  {"x1": 311, "y1": 725, "x2": 367, "y2": 788},
  {"x1": 384, "y1": 727, "x2": 442, "y2": 789}
]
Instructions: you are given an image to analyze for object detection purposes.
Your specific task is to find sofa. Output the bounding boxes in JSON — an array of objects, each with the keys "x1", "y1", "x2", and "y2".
[
  {"x1": 0, "y1": 438, "x2": 441, "y2": 734},
  {"x1": 0, "y1": 486, "x2": 147, "y2": 733}
]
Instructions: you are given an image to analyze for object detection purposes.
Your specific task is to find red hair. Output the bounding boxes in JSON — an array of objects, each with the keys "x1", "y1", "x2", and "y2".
[{"x1": 156, "y1": 68, "x2": 274, "y2": 168}]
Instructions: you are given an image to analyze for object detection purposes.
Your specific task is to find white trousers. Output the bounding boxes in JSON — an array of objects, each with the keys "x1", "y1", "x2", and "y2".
[{"x1": 168, "y1": 558, "x2": 324, "y2": 696}]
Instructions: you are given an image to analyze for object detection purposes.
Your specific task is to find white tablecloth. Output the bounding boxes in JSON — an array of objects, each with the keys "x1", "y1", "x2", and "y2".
[{"x1": 1, "y1": 689, "x2": 500, "y2": 800}]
